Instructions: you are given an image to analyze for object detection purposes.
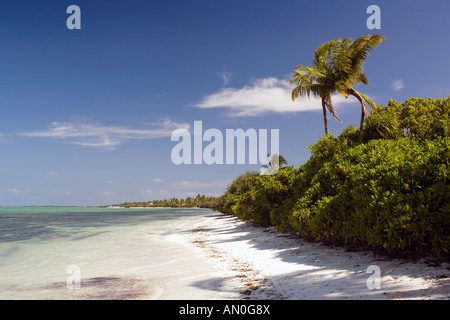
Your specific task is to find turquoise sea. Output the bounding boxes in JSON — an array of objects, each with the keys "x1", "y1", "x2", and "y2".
[{"x1": 0, "y1": 206, "x2": 215, "y2": 299}]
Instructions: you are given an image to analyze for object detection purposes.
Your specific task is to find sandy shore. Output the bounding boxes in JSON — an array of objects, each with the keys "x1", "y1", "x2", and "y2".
[{"x1": 164, "y1": 213, "x2": 449, "y2": 300}]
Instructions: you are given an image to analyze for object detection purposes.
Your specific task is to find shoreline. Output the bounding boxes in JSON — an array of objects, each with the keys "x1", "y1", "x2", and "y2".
[
  {"x1": 174, "y1": 213, "x2": 449, "y2": 300},
  {"x1": 2, "y1": 209, "x2": 447, "y2": 300}
]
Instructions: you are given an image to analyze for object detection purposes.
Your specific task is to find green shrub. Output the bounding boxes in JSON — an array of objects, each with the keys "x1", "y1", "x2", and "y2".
[
  {"x1": 400, "y1": 97, "x2": 450, "y2": 139},
  {"x1": 290, "y1": 138, "x2": 450, "y2": 255},
  {"x1": 362, "y1": 97, "x2": 450, "y2": 141},
  {"x1": 362, "y1": 103, "x2": 402, "y2": 141},
  {"x1": 220, "y1": 170, "x2": 259, "y2": 217},
  {"x1": 253, "y1": 167, "x2": 299, "y2": 228},
  {"x1": 215, "y1": 97, "x2": 450, "y2": 256},
  {"x1": 339, "y1": 126, "x2": 361, "y2": 147}
]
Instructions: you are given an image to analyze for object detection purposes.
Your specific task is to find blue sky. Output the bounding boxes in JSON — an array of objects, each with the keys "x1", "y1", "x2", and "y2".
[{"x1": 1, "y1": 0, "x2": 449, "y2": 206}]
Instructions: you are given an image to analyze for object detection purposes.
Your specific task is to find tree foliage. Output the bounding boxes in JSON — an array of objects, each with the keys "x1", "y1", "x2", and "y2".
[
  {"x1": 291, "y1": 34, "x2": 385, "y2": 132},
  {"x1": 213, "y1": 97, "x2": 450, "y2": 257}
]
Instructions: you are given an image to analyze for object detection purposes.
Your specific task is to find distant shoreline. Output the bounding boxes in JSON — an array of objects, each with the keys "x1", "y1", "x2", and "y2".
[
  {"x1": 108, "y1": 206, "x2": 207, "y2": 209},
  {"x1": 0, "y1": 205, "x2": 101, "y2": 208},
  {"x1": 0, "y1": 205, "x2": 211, "y2": 210}
]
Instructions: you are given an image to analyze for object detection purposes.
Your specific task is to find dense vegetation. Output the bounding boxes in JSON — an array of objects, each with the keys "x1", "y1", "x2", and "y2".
[
  {"x1": 115, "y1": 194, "x2": 216, "y2": 208},
  {"x1": 212, "y1": 97, "x2": 450, "y2": 257}
]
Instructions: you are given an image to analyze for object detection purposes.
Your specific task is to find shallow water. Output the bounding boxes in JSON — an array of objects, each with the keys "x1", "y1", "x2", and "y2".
[{"x1": 0, "y1": 206, "x2": 216, "y2": 299}]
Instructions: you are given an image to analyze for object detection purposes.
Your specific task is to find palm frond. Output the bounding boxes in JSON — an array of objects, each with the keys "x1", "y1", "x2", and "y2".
[
  {"x1": 356, "y1": 72, "x2": 369, "y2": 85},
  {"x1": 358, "y1": 91, "x2": 377, "y2": 110},
  {"x1": 349, "y1": 34, "x2": 385, "y2": 77},
  {"x1": 290, "y1": 34, "x2": 384, "y2": 132},
  {"x1": 323, "y1": 97, "x2": 342, "y2": 123}
]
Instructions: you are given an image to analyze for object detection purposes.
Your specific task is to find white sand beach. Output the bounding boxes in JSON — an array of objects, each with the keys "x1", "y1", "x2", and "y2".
[
  {"x1": 163, "y1": 213, "x2": 449, "y2": 300},
  {"x1": 2, "y1": 209, "x2": 447, "y2": 300}
]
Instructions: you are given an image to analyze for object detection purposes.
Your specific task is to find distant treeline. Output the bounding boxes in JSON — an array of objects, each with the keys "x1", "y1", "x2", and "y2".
[{"x1": 115, "y1": 194, "x2": 216, "y2": 208}]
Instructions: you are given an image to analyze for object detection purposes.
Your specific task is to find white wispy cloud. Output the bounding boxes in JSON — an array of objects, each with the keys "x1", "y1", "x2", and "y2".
[
  {"x1": 7, "y1": 187, "x2": 30, "y2": 194},
  {"x1": 8, "y1": 188, "x2": 21, "y2": 193},
  {"x1": 100, "y1": 191, "x2": 115, "y2": 196},
  {"x1": 140, "y1": 189, "x2": 153, "y2": 195},
  {"x1": 48, "y1": 171, "x2": 60, "y2": 175},
  {"x1": 19, "y1": 118, "x2": 190, "y2": 149},
  {"x1": 172, "y1": 179, "x2": 232, "y2": 190},
  {"x1": 153, "y1": 92, "x2": 168, "y2": 99},
  {"x1": 154, "y1": 178, "x2": 163, "y2": 183},
  {"x1": 195, "y1": 77, "x2": 353, "y2": 117},
  {"x1": 53, "y1": 190, "x2": 71, "y2": 196},
  {"x1": 391, "y1": 79, "x2": 405, "y2": 91},
  {"x1": 221, "y1": 71, "x2": 233, "y2": 86}
]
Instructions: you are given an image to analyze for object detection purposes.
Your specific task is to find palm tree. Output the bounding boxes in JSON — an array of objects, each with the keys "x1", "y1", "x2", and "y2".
[
  {"x1": 261, "y1": 153, "x2": 288, "y2": 175},
  {"x1": 332, "y1": 34, "x2": 385, "y2": 130},
  {"x1": 291, "y1": 40, "x2": 343, "y2": 135},
  {"x1": 291, "y1": 34, "x2": 385, "y2": 133}
]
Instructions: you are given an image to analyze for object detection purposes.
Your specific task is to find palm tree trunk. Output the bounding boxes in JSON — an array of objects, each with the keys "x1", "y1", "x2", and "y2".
[
  {"x1": 321, "y1": 98, "x2": 329, "y2": 134},
  {"x1": 348, "y1": 88, "x2": 369, "y2": 131}
]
